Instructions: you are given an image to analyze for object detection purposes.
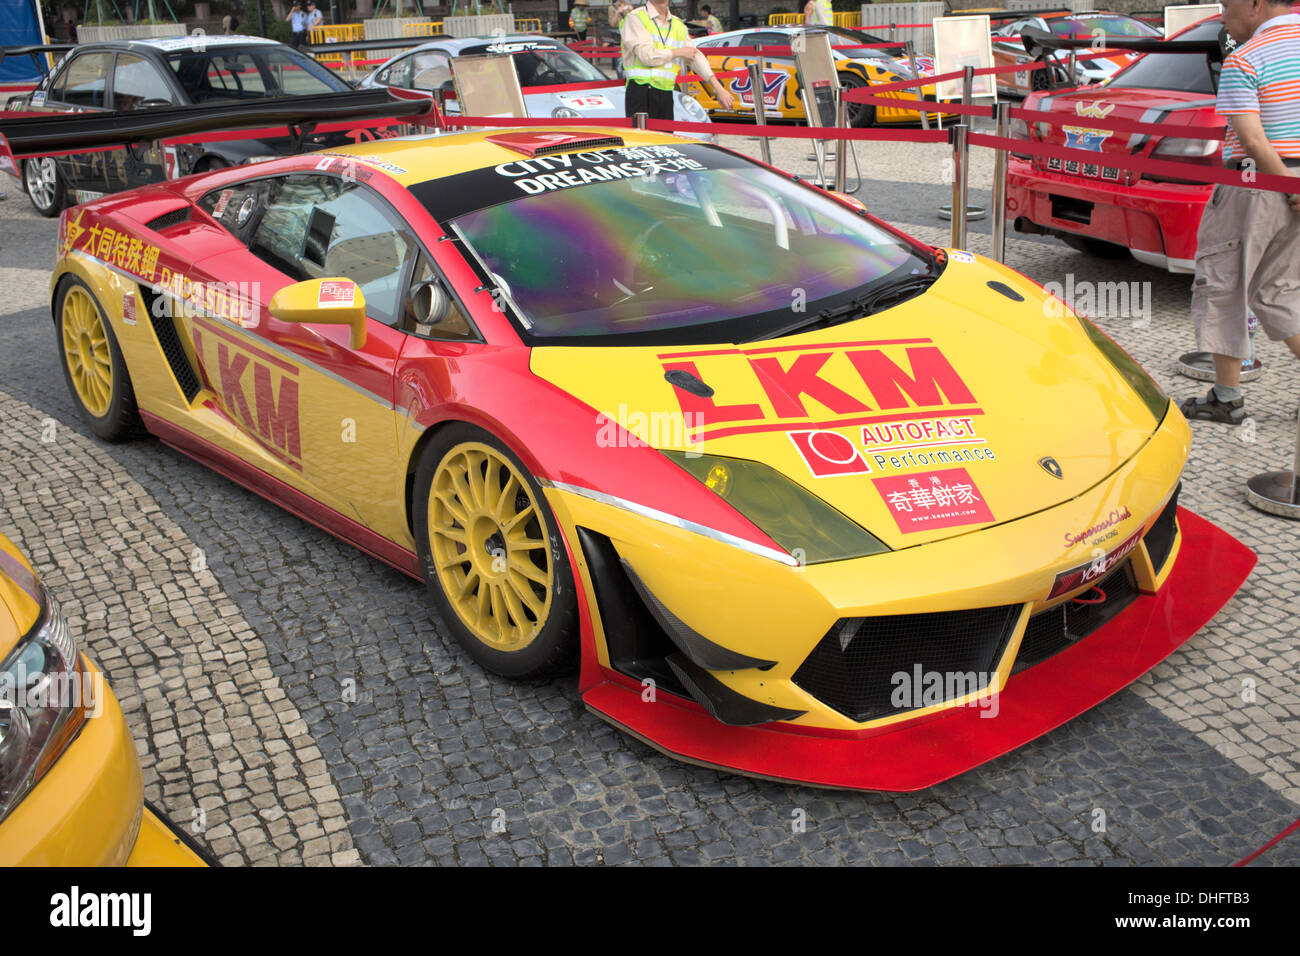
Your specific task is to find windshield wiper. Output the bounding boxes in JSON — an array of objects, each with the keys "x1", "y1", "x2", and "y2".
[{"x1": 744, "y1": 274, "x2": 937, "y2": 343}]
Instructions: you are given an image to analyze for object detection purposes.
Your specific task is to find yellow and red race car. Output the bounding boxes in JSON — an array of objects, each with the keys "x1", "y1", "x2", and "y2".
[
  {"x1": 0, "y1": 532, "x2": 207, "y2": 865},
  {"x1": 46, "y1": 127, "x2": 1253, "y2": 790},
  {"x1": 688, "y1": 26, "x2": 954, "y2": 127}
]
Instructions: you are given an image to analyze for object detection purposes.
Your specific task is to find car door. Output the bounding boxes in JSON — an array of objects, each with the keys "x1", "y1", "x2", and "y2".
[
  {"x1": 184, "y1": 171, "x2": 411, "y2": 541},
  {"x1": 108, "y1": 52, "x2": 180, "y2": 192},
  {"x1": 40, "y1": 49, "x2": 115, "y2": 195}
]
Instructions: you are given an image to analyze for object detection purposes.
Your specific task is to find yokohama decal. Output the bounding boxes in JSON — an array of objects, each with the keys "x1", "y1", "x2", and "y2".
[{"x1": 1047, "y1": 525, "x2": 1144, "y2": 599}]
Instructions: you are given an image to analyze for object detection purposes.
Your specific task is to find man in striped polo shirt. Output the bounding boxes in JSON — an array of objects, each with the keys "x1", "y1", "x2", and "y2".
[
  {"x1": 1181, "y1": 0, "x2": 1300, "y2": 424},
  {"x1": 622, "y1": 0, "x2": 735, "y2": 120}
]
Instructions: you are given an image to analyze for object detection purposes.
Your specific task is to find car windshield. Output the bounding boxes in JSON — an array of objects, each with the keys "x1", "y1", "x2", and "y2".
[
  {"x1": 460, "y1": 43, "x2": 607, "y2": 85},
  {"x1": 167, "y1": 45, "x2": 348, "y2": 101},
  {"x1": 1050, "y1": 15, "x2": 1160, "y2": 38},
  {"x1": 415, "y1": 144, "x2": 929, "y2": 345},
  {"x1": 1107, "y1": 19, "x2": 1219, "y2": 93}
]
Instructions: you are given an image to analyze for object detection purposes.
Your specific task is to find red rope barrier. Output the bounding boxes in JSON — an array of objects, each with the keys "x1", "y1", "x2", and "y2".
[{"x1": 969, "y1": 129, "x2": 1298, "y2": 195}]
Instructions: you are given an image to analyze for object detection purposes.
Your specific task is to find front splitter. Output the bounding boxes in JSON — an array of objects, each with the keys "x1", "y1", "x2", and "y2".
[{"x1": 583, "y1": 508, "x2": 1255, "y2": 792}]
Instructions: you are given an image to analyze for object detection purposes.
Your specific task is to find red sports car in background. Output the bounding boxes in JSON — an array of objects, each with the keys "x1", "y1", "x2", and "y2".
[{"x1": 1005, "y1": 16, "x2": 1223, "y2": 271}]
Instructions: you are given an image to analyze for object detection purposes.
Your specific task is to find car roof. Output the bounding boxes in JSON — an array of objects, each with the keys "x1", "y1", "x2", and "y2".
[
  {"x1": 320, "y1": 127, "x2": 693, "y2": 188},
  {"x1": 117, "y1": 34, "x2": 281, "y2": 53},
  {"x1": 404, "y1": 34, "x2": 565, "y2": 54},
  {"x1": 1039, "y1": 10, "x2": 1135, "y2": 19}
]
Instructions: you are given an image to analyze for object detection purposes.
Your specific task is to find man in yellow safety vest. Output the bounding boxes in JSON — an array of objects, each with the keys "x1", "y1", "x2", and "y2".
[
  {"x1": 804, "y1": 0, "x2": 832, "y2": 26},
  {"x1": 622, "y1": 0, "x2": 736, "y2": 119}
]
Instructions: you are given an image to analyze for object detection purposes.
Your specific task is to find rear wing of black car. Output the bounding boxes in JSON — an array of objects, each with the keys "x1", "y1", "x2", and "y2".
[{"x1": 0, "y1": 87, "x2": 436, "y2": 159}]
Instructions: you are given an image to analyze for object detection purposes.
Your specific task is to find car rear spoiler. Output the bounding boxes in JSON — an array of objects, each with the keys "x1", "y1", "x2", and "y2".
[
  {"x1": 956, "y1": 8, "x2": 1074, "y2": 23},
  {"x1": 1019, "y1": 23, "x2": 1229, "y2": 91},
  {"x1": 0, "y1": 87, "x2": 435, "y2": 158},
  {"x1": 1020, "y1": 24, "x2": 1227, "y2": 58},
  {"x1": 0, "y1": 43, "x2": 76, "y2": 78}
]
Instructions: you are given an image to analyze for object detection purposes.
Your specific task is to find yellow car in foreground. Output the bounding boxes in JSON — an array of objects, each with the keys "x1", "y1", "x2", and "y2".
[
  {"x1": 0, "y1": 533, "x2": 207, "y2": 865},
  {"x1": 36, "y1": 126, "x2": 1252, "y2": 790}
]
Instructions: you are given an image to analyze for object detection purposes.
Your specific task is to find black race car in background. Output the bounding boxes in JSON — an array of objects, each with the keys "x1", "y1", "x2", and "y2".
[{"x1": 6, "y1": 34, "x2": 355, "y2": 215}]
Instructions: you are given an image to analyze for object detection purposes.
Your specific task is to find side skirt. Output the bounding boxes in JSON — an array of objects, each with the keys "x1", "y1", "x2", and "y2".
[{"x1": 139, "y1": 410, "x2": 423, "y2": 581}]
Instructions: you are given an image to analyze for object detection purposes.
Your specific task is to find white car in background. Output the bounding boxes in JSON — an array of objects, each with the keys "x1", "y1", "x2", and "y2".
[{"x1": 357, "y1": 34, "x2": 714, "y2": 138}]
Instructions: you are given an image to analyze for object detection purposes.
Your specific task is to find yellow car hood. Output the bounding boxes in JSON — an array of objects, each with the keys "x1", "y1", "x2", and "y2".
[
  {"x1": 0, "y1": 533, "x2": 41, "y2": 658},
  {"x1": 530, "y1": 258, "x2": 1164, "y2": 551}
]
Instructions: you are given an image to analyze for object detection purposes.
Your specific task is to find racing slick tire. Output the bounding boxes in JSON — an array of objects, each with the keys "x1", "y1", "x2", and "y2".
[
  {"x1": 23, "y1": 158, "x2": 65, "y2": 217},
  {"x1": 1062, "y1": 234, "x2": 1132, "y2": 260},
  {"x1": 841, "y1": 72, "x2": 876, "y2": 128},
  {"x1": 54, "y1": 276, "x2": 144, "y2": 442},
  {"x1": 413, "y1": 424, "x2": 579, "y2": 680}
]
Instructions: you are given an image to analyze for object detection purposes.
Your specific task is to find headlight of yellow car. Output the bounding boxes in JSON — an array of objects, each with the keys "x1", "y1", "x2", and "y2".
[
  {"x1": 0, "y1": 591, "x2": 92, "y2": 822},
  {"x1": 662, "y1": 451, "x2": 890, "y2": 564},
  {"x1": 1078, "y1": 316, "x2": 1169, "y2": 422}
]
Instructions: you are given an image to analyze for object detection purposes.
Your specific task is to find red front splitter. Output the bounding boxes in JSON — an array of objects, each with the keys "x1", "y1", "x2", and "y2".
[{"x1": 583, "y1": 508, "x2": 1255, "y2": 791}]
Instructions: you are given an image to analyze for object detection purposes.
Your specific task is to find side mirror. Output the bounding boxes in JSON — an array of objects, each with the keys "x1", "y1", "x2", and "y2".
[
  {"x1": 269, "y1": 277, "x2": 367, "y2": 349},
  {"x1": 407, "y1": 279, "x2": 450, "y2": 330},
  {"x1": 139, "y1": 98, "x2": 172, "y2": 109},
  {"x1": 829, "y1": 190, "x2": 865, "y2": 213}
]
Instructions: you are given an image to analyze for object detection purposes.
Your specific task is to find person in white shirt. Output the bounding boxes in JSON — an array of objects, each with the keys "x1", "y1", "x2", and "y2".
[{"x1": 622, "y1": 0, "x2": 735, "y2": 119}]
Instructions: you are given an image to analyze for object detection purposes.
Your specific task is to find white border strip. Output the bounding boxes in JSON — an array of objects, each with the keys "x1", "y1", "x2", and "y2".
[{"x1": 539, "y1": 479, "x2": 799, "y2": 567}]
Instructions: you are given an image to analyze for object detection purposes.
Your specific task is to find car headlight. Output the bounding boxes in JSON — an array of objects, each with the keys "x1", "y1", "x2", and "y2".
[
  {"x1": 243, "y1": 155, "x2": 279, "y2": 164},
  {"x1": 552, "y1": 106, "x2": 582, "y2": 118},
  {"x1": 676, "y1": 93, "x2": 709, "y2": 123},
  {"x1": 0, "y1": 590, "x2": 93, "y2": 823},
  {"x1": 662, "y1": 451, "x2": 890, "y2": 564},
  {"x1": 1152, "y1": 137, "x2": 1218, "y2": 159},
  {"x1": 1078, "y1": 316, "x2": 1168, "y2": 422}
]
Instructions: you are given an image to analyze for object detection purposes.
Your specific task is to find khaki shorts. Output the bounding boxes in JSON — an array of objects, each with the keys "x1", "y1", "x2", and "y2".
[{"x1": 1190, "y1": 182, "x2": 1300, "y2": 358}]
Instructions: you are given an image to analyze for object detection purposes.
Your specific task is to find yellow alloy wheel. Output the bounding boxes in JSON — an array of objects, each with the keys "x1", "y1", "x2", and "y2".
[
  {"x1": 61, "y1": 285, "x2": 114, "y2": 418},
  {"x1": 428, "y1": 442, "x2": 553, "y2": 652}
]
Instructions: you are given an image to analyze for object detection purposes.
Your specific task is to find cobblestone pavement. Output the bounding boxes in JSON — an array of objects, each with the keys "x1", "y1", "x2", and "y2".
[{"x1": 0, "y1": 125, "x2": 1297, "y2": 866}]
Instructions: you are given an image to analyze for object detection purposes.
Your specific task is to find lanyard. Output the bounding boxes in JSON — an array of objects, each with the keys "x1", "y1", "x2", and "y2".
[{"x1": 650, "y1": 11, "x2": 673, "y2": 46}]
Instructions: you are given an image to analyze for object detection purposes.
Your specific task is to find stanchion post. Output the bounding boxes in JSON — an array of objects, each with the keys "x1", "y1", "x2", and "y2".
[
  {"x1": 991, "y1": 101, "x2": 1009, "y2": 263},
  {"x1": 634, "y1": 111, "x2": 648, "y2": 130},
  {"x1": 748, "y1": 61, "x2": 773, "y2": 166},
  {"x1": 1245, "y1": 407, "x2": 1300, "y2": 517},
  {"x1": 1293, "y1": 414, "x2": 1300, "y2": 504},
  {"x1": 962, "y1": 65, "x2": 974, "y2": 106},
  {"x1": 950, "y1": 123, "x2": 969, "y2": 249},
  {"x1": 907, "y1": 42, "x2": 929, "y2": 131},
  {"x1": 432, "y1": 86, "x2": 447, "y2": 131},
  {"x1": 834, "y1": 88, "x2": 848, "y2": 193}
]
